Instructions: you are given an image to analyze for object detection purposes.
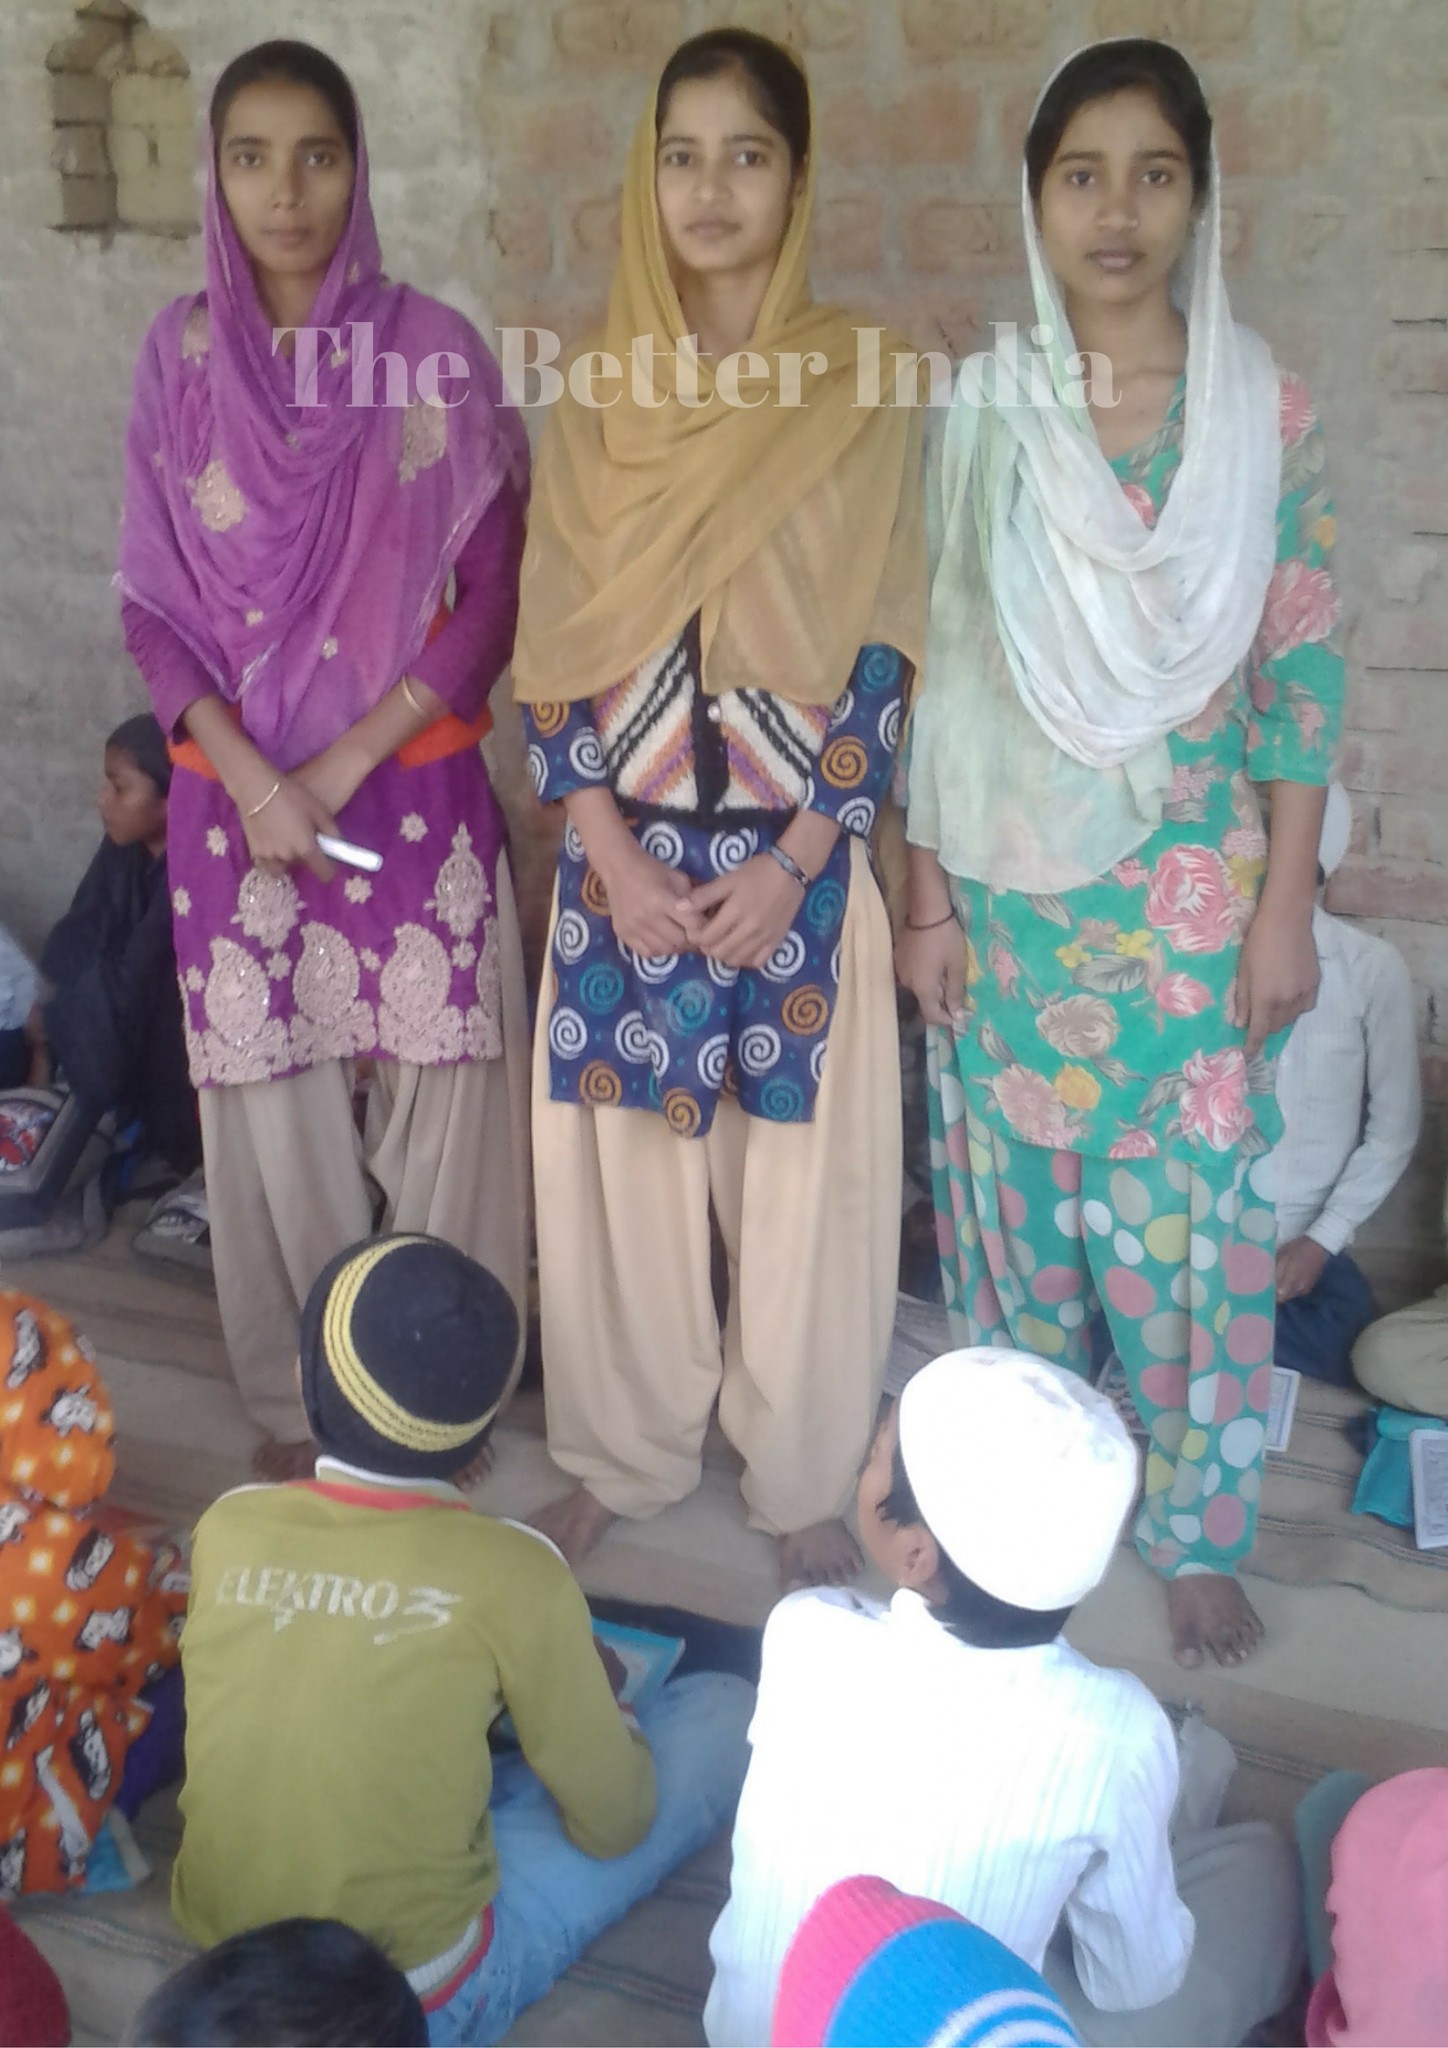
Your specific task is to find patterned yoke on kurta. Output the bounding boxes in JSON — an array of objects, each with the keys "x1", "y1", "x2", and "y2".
[
  {"x1": 928, "y1": 372, "x2": 1345, "y2": 1577},
  {"x1": 526, "y1": 624, "x2": 905, "y2": 1136}
]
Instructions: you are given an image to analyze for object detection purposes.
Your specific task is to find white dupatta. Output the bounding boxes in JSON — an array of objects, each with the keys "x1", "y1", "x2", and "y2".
[{"x1": 909, "y1": 53, "x2": 1282, "y2": 894}]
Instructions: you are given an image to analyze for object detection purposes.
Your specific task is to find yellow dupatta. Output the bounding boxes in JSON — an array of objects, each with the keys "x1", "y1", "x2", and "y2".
[{"x1": 512, "y1": 91, "x2": 926, "y2": 710}]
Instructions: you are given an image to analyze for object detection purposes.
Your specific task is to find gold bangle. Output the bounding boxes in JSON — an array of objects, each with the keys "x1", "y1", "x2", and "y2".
[
  {"x1": 243, "y1": 778, "x2": 282, "y2": 821},
  {"x1": 400, "y1": 676, "x2": 427, "y2": 719}
]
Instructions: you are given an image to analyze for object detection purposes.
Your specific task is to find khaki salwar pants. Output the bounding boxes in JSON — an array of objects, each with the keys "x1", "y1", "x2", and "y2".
[
  {"x1": 532, "y1": 838, "x2": 902, "y2": 1537},
  {"x1": 200, "y1": 862, "x2": 531, "y2": 1443}
]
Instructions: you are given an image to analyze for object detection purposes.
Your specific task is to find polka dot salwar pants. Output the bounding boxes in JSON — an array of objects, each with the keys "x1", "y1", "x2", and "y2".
[{"x1": 927, "y1": 1042, "x2": 1278, "y2": 1581}]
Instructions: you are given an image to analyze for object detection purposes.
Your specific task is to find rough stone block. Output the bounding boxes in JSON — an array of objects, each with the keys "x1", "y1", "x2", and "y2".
[
  {"x1": 999, "y1": 85, "x2": 1037, "y2": 166},
  {"x1": 489, "y1": 195, "x2": 553, "y2": 276},
  {"x1": 45, "y1": 20, "x2": 126, "y2": 74},
  {"x1": 1343, "y1": 730, "x2": 1448, "y2": 795},
  {"x1": 1379, "y1": 794, "x2": 1448, "y2": 868},
  {"x1": 1379, "y1": 543, "x2": 1443, "y2": 605},
  {"x1": 1403, "y1": 475, "x2": 1448, "y2": 534},
  {"x1": 127, "y1": 27, "x2": 188, "y2": 78},
  {"x1": 551, "y1": 1, "x2": 688, "y2": 68},
  {"x1": 708, "y1": 0, "x2": 798, "y2": 44},
  {"x1": 115, "y1": 161, "x2": 195, "y2": 234},
  {"x1": 901, "y1": 0, "x2": 1050, "y2": 60},
  {"x1": 106, "y1": 122, "x2": 153, "y2": 183},
  {"x1": 1355, "y1": 605, "x2": 1448, "y2": 670},
  {"x1": 1390, "y1": 334, "x2": 1448, "y2": 395},
  {"x1": 94, "y1": 37, "x2": 135, "y2": 80},
  {"x1": 111, "y1": 73, "x2": 192, "y2": 130},
  {"x1": 1091, "y1": 0, "x2": 1256, "y2": 55},
  {"x1": 109, "y1": 74, "x2": 181, "y2": 130},
  {"x1": 1219, "y1": 202, "x2": 1255, "y2": 273},
  {"x1": 1389, "y1": 253, "x2": 1448, "y2": 322},
  {"x1": 1215, "y1": 87, "x2": 1331, "y2": 178},
  {"x1": 491, "y1": 285, "x2": 609, "y2": 356},
  {"x1": 1329, "y1": 863, "x2": 1448, "y2": 925},
  {"x1": 799, "y1": 0, "x2": 864, "y2": 51},
  {"x1": 708, "y1": 0, "x2": 863, "y2": 50},
  {"x1": 813, "y1": 192, "x2": 882, "y2": 272},
  {"x1": 489, "y1": 98, "x2": 617, "y2": 180},
  {"x1": 50, "y1": 73, "x2": 111, "y2": 125},
  {"x1": 820, "y1": 82, "x2": 980, "y2": 169},
  {"x1": 1297, "y1": 0, "x2": 1349, "y2": 45},
  {"x1": 486, "y1": 10, "x2": 523, "y2": 64},
  {"x1": 848, "y1": 290, "x2": 985, "y2": 366},
  {"x1": 1386, "y1": 199, "x2": 1448, "y2": 251},
  {"x1": 56, "y1": 173, "x2": 115, "y2": 230},
  {"x1": 1346, "y1": 674, "x2": 1448, "y2": 736},
  {"x1": 903, "y1": 198, "x2": 1021, "y2": 275},
  {"x1": 51, "y1": 125, "x2": 110, "y2": 179},
  {"x1": 569, "y1": 192, "x2": 621, "y2": 268},
  {"x1": 1285, "y1": 201, "x2": 1348, "y2": 276}
]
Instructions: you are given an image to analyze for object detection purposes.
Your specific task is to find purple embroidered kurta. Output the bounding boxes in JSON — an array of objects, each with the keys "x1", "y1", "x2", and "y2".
[
  {"x1": 116, "y1": 79, "x2": 529, "y2": 1090},
  {"x1": 128, "y1": 498, "x2": 525, "y2": 1088}
]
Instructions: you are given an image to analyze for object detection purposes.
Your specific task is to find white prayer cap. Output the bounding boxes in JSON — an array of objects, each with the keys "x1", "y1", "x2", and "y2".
[
  {"x1": 897, "y1": 1348, "x2": 1139, "y2": 1612},
  {"x1": 1319, "y1": 782, "x2": 1352, "y2": 878}
]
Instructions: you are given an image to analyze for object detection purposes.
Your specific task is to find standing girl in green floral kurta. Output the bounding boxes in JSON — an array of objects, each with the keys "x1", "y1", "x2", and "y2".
[{"x1": 901, "y1": 39, "x2": 1343, "y2": 1671}]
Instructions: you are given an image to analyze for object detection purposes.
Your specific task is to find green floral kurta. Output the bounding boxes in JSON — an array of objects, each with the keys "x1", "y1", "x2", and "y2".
[
  {"x1": 924, "y1": 373, "x2": 1346, "y2": 1581},
  {"x1": 950, "y1": 372, "x2": 1344, "y2": 1164}
]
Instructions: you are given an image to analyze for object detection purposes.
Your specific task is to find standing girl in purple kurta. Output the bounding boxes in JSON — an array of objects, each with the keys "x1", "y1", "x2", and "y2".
[{"x1": 118, "y1": 42, "x2": 531, "y2": 1476}]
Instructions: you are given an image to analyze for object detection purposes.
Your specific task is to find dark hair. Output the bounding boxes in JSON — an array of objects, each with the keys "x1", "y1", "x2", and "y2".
[
  {"x1": 1025, "y1": 38, "x2": 1211, "y2": 204},
  {"x1": 655, "y1": 28, "x2": 810, "y2": 170},
  {"x1": 882, "y1": 1443, "x2": 1072, "y2": 1650},
  {"x1": 106, "y1": 712, "x2": 171, "y2": 796},
  {"x1": 125, "y1": 1919, "x2": 428, "y2": 2047},
  {"x1": 210, "y1": 39, "x2": 358, "y2": 155}
]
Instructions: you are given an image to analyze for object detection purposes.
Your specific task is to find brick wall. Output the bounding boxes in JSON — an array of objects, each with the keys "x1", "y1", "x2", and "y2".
[{"x1": 1, "y1": 0, "x2": 1445, "y2": 1296}]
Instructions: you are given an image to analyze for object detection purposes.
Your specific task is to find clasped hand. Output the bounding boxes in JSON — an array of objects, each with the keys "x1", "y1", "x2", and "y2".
[{"x1": 605, "y1": 843, "x2": 803, "y2": 970}]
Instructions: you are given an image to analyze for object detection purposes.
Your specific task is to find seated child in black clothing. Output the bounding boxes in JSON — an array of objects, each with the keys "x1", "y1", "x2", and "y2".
[{"x1": 27, "y1": 714, "x2": 198, "y2": 1176}]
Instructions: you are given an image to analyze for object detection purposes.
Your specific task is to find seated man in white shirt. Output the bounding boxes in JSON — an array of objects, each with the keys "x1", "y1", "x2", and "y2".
[
  {"x1": 1252, "y1": 785, "x2": 1421, "y2": 1384},
  {"x1": 704, "y1": 1351, "x2": 1303, "y2": 2048}
]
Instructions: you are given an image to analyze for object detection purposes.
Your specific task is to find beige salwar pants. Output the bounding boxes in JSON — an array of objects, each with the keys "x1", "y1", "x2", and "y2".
[
  {"x1": 532, "y1": 838, "x2": 902, "y2": 1537},
  {"x1": 200, "y1": 861, "x2": 531, "y2": 1443},
  {"x1": 1352, "y1": 1284, "x2": 1448, "y2": 1420}
]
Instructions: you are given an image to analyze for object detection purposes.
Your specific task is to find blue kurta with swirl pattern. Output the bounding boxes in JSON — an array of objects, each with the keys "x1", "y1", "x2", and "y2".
[{"x1": 525, "y1": 626, "x2": 904, "y2": 1136}]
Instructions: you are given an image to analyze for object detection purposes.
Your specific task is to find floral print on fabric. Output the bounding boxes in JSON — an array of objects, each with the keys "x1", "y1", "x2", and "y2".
[
  {"x1": 946, "y1": 370, "x2": 1344, "y2": 1160},
  {"x1": 924, "y1": 1096, "x2": 1277, "y2": 1579},
  {"x1": 167, "y1": 749, "x2": 506, "y2": 1088},
  {"x1": 526, "y1": 643, "x2": 905, "y2": 1134}
]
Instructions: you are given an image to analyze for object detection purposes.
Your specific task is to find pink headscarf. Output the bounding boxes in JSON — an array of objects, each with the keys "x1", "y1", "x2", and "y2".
[
  {"x1": 1307, "y1": 1767, "x2": 1448, "y2": 2046},
  {"x1": 117, "y1": 62, "x2": 528, "y2": 770}
]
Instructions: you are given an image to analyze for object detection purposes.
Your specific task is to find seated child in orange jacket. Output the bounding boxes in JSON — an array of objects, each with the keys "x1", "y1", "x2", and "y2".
[{"x1": 0, "y1": 1291, "x2": 186, "y2": 1897}]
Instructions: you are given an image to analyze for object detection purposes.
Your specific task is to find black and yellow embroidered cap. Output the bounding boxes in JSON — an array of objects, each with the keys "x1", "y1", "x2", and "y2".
[{"x1": 299, "y1": 1234, "x2": 518, "y2": 1479}]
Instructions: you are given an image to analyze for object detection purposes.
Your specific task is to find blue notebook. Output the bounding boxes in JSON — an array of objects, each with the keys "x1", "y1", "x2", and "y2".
[{"x1": 492, "y1": 1617, "x2": 684, "y2": 1747}]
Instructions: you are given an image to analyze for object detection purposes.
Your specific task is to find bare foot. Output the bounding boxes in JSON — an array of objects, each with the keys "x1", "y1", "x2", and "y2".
[
  {"x1": 1167, "y1": 1574, "x2": 1264, "y2": 1670},
  {"x1": 777, "y1": 1518, "x2": 862, "y2": 1594},
  {"x1": 452, "y1": 1440, "x2": 495, "y2": 1491},
  {"x1": 253, "y1": 1436, "x2": 317, "y2": 1483},
  {"x1": 529, "y1": 1486, "x2": 618, "y2": 1568}
]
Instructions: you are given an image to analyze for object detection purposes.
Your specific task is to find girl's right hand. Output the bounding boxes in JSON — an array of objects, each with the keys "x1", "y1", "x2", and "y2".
[
  {"x1": 239, "y1": 774, "x2": 339, "y2": 884},
  {"x1": 599, "y1": 837, "x2": 702, "y2": 958},
  {"x1": 895, "y1": 918, "x2": 970, "y2": 1030}
]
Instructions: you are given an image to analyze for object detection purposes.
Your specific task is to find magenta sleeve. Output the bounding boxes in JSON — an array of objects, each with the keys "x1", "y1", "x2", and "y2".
[
  {"x1": 121, "y1": 600, "x2": 216, "y2": 738},
  {"x1": 409, "y1": 474, "x2": 526, "y2": 720}
]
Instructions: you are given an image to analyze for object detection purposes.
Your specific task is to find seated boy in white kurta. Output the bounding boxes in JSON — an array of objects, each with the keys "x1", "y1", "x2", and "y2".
[{"x1": 704, "y1": 1351, "x2": 1304, "y2": 2048}]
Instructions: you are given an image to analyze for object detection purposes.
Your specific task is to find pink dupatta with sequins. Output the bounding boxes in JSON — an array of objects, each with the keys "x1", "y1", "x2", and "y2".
[{"x1": 117, "y1": 80, "x2": 528, "y2": 771}]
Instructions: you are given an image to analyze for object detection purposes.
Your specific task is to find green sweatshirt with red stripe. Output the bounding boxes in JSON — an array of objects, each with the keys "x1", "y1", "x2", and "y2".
[{"x1": 172, "y1": 1464, "x2": 655, "y2": 1970}]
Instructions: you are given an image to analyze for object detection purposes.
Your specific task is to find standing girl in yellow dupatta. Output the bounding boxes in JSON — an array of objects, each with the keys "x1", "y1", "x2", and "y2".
[{"x1": 513, "y1": 29, "x2": 925, "y2": 1592}]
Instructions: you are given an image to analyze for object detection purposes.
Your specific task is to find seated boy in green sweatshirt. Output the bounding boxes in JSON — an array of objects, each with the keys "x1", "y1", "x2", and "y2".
[{"x1": 173, "y1": 1234, "x2": 753, "y2": 2047}]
